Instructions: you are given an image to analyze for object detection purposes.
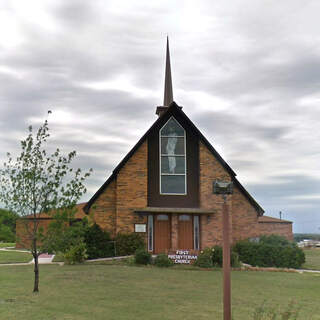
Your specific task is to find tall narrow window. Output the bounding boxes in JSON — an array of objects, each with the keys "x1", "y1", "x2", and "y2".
[
  {"x1": 148, "y1": 215, "x2": 153, "y2": 251},
  {"x1": 160, "y1": 117, "x2": 186, "y2": 194},
  {"x1": 193, "y1": 215, "x2": 200, "y2": 250}
]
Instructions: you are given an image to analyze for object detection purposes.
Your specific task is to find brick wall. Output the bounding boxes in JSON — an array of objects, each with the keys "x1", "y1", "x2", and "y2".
[
  {"x1": 198, "y1": 141, "x2": 268, "y2": 247},
  {"x1": 199, "y1": 141, "x2": 233, "y2": 247},
  {"x1": 16, "y1": 219, "x2": 51, "y2": 249},
  {"x1": 115, "y1": 141, "x2": 148, "y2": 239},
  {"x1": 258, "y1": 221, "x2": 293, "y2": 241},
  {"x1": 231, "y1": 186, "x2": 260, "y2": 242},
  {"x1": 89, "y1": 179, "x2": 117, "y2": 237}
]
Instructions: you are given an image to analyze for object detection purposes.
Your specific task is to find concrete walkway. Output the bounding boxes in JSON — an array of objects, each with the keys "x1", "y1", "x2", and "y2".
[
  {"x1": 0, "y1": 247, "x2": 30, "y2": 253},
  {"x1": 296, "y1": 268, "x2": 320, "y2": 273},
  {"x1": 30, "y1": 253, "x2": 55, "y2": 264},
  {"x1": 85, "y1": 255, "x2": 133, "y2": 262},
  {"x1": 0, "y1": 248, "x2": 62, "y2": 265}
]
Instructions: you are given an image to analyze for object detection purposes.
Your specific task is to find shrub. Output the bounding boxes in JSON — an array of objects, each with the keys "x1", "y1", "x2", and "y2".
[
  {"x1": 194, "y1": 248, "x2": 213, "y2": 268},
  {"x1": 211, "y1": 245, "x2": 240, "y2": 267},
  {"x1": 42, "y1": 219, "x2": 86, "y2": 255},
  {"x1": 212, "y1": 246, "x2": 222, "y2": 266},
  {"x1": 154, "y1": 253, "x2": 174, "y2": 267},
  {"x1": 259, "y1": 234, "x2": 293, "y2": 247},
  {"x1": 234, "y1": 235, "x2": 305, "y2": 268},
  {"x1": 231, "y1": 251, "x2": 241, "y2": 267},
  {"x1": 115, "y1": 233, "x2": 145, "y2": 256},
  {"x1": 134, "y1": 248, "x2": 152, "y2": 265},
  {"x1": 83, "y1": 223, "x2": 114, "y2": 259},
  {"x1": 64, "y1": 241, "x2": 88, "y2": 264}
]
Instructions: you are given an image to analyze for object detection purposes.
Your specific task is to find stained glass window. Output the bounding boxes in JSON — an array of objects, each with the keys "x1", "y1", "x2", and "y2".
[{"x1": 160, "y1": 117, "x2": 186, "y2": 194}]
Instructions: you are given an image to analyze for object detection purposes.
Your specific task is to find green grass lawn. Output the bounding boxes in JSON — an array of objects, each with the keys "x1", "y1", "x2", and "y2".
[
  {"x1": 0, "y1": 264, "x2": 319, "y2": 320},
  {"x1": 303, "y1": 248, "x2": 320, "y2": 270},
  {"x1": 0, "y1": 242, "x2": 15, "y2": 248},
  {"x1": 0, "y1": 250, "x2": 32, "y2": 264}
]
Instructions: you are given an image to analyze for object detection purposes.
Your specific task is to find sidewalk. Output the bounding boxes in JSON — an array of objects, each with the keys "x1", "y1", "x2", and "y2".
[
  {"x1": 30, "y1": 253, "x2": 56, "y2": 264},
  {"x1": 0, "y1": 247, "x2": 30, "y2": 253},
  {"x1": 0, "y1": 248, "x2": 62, "y2": 266}
]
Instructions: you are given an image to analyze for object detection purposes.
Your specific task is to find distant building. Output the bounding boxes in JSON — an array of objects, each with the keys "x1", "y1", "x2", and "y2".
[{"x1": 16, "y1": 39, "x2": 293, "y2": 251}]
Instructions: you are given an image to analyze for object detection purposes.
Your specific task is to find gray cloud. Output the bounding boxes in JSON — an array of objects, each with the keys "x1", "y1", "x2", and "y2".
[{"x1": 0, "y1": 0, "x2": 319, "y2": 233}]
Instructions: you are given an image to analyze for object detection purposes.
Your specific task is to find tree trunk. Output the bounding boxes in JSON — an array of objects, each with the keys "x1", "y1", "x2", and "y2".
[{"x1": 33, "y1": 239, "x2": 39, "y2": 293}]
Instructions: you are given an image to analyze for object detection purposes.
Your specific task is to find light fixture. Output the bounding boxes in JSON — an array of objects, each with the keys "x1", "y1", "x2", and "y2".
[{"x1": 213, "y1": 180, "x2": 233, "y2": 195}]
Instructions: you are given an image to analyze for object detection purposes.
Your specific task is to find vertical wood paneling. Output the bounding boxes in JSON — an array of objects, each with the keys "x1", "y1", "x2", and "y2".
[
  {"x1": 154, "y1": 215, "x2": 171, "y2": 253},
  {"x1": 178, "y1": 215, "x2": 193, "y2": 249}
]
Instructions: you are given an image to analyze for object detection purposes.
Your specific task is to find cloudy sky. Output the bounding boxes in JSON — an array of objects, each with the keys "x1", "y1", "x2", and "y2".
[{"x1": 1, "y1": 0, "x2": 319, "y2": 233}]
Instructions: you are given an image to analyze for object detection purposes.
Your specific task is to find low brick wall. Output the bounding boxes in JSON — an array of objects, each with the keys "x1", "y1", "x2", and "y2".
[{"x1": 258, "y1": 221, "x2": 293, "y2": 241}]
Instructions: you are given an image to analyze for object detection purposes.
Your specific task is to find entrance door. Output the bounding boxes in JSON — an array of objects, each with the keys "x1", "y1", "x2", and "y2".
[
  {"x1": 154, "y1": 214, "x2": 171, "y2": 253},
  {"x1": 178, "y1": 214, "x2": 193, "y2": 249}
]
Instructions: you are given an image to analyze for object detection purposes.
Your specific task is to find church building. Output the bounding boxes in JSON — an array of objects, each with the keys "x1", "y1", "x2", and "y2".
[
  {"x1": 81, "y1": 39, "x2": 293, "y2": 253},
  {"x1": 16, "y1": 39, "x2": 293, "y2": 251}
]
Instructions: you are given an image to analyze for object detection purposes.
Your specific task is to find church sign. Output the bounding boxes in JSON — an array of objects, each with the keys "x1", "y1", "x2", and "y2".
[
  {"x1": 134, "y1": 224, "x2": 146, "y2": 233},
  {"x1": 168, "y1": 250, "x2": 198, "y2": 264}
]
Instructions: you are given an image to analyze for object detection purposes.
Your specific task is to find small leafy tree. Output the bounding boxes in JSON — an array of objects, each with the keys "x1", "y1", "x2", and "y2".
[{"x1": 0, "y1": 113, "x2": 91, "y2": 292}]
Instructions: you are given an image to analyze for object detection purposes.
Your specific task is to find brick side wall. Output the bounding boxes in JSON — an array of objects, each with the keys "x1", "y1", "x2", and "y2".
[
  {"x1": 258, "y1": 222, "x2": 293, "y2": 241},
  {"x1": 116, "y1": 141, "x2": 148, "y2": 238},
  {"x1": 16, "y1": 219, "x2": 51, "y2": 249},
  {"x1": 231, "y1": 185, "x2": 260, "y2": 242},
  {"x1": 89, "y1": 179, "x2": 117, "y2": 237},
  {"x1": 199, "y1": 141, "x2": 233, "y2": 247}
]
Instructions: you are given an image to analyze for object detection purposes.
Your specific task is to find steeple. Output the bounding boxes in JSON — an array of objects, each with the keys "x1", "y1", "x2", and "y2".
[
  {"x1": 163, "y1": 36, "x2": 173, "y2": 106},
  {"x1": 156, "y1": 37, "x2": 176, "y2": 117}
]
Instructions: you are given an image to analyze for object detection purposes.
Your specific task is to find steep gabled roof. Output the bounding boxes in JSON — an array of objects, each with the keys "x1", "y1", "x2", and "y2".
[{"x1": 84, "y1": 102, "x2": 264, "y2": 215}]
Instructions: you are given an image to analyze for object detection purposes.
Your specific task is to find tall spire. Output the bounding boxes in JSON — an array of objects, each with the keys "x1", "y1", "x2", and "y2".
[{"x1": 163, "y1": 36, "x2": 173, "y2": 106}]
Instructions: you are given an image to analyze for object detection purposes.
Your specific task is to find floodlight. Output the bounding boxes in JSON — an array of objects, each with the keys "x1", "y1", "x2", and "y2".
[{"x1": 213, "y1": 181, "x2": 233, "y2": 195}]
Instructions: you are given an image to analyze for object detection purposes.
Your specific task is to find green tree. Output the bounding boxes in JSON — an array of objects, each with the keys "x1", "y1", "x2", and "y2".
[
  {"x1": 0, "y1": 208, "x2": 19, "y2": 242},
  {"x1": 0, "y1": 113, "x2": 91, "y2": 292}
]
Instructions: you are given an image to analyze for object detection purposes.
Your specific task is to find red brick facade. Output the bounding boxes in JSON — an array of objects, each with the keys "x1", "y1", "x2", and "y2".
[
  {"x1": 84, "y1": 136, "x2": 293, "y2": 250},
  {"x1": 16, "y1": 105, "x2": 293, "y2": 250}
]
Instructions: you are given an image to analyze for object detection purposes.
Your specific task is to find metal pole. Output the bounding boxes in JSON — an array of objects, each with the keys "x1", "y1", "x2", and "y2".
[{"x1": 222, "y1": 196, "x2": 231, "y2": 320}]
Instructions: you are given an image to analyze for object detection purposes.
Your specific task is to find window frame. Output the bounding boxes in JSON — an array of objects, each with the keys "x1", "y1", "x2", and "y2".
[
  {"x1": 159, "y1": 117, "x2": 187, "y2": 195},
  {"x1": 193, "y1": 215, "x2": 200, "y2": 250},
  {"x1": 148, "y1": 215, "x2": 153, "y2": 252}
]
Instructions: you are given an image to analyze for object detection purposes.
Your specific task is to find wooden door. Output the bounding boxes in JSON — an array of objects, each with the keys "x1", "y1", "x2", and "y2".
[
  {"x1": 178, "y1": 214, "x2": 193, "y2": 249},
  {"x1": 154, "y1": 214, "x2": 171, "y2": 253}
]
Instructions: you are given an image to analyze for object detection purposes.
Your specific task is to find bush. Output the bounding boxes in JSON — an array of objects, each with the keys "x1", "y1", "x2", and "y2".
[
  {"x1": 134, "y1": 248, "x2": 152, "y2": 265},
  {"x1": 154, "y1": 253, "x2": 174, "y2": 267},
  {"x1": 42, "y1": 219, "x2": 86, "y2": 255},
  {"x1": 194, "y1": 248, "x2": 213, "y2": 268},
  {"x1": 234, "y1": 235, "x2": 305, "y2": 268},
  {"x1": 211, "y1": 245, "x2": 240, "y2": 267},
  {"x1": 44, "y1": 220, "x2": 114, "y2": 259},
  {"x1": 115, "y1": 233, "x2": 145, "y2": 256},
  {"x1": 64, "y1": 241, "x2": 88, "y2": 264},
  {"x1": 194, "y1": 246, "x2": 240, "y2": 268},
  {"x1": 259, "y1": 234, "x2": 293, "y2": 247},
  {"x1": 83, "y1": 223, "x2": 114, "y2": 259}
]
